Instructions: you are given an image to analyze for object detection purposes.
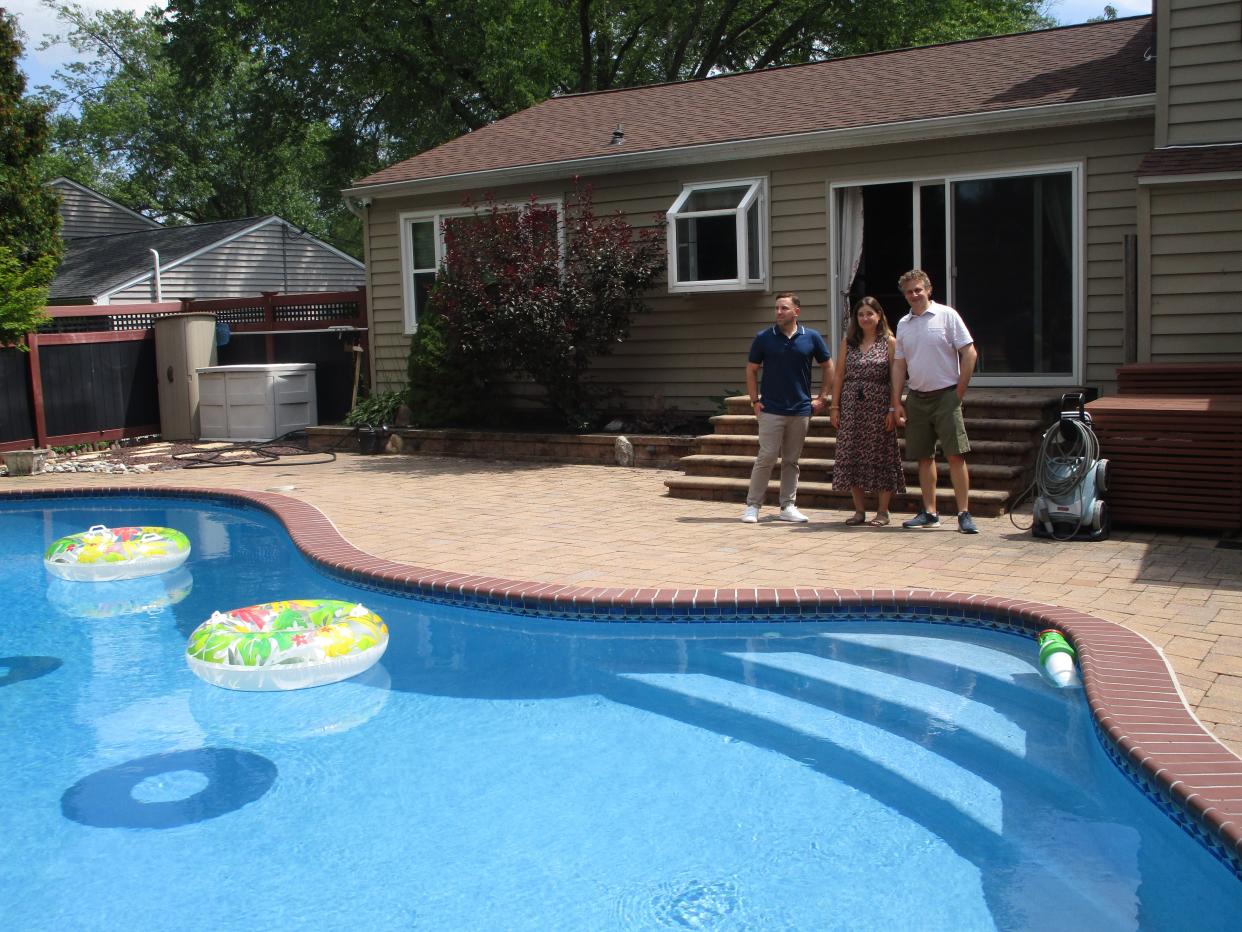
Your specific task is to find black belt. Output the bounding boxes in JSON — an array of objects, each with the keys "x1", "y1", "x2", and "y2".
[{"x1": 909, "y1": 385, "x2": 956, "y2": 398}]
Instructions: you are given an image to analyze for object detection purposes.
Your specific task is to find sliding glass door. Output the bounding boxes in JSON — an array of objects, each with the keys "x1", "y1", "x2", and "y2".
[{"x1": 833, "y1": 166, "x2": 1079, "y2": 383}]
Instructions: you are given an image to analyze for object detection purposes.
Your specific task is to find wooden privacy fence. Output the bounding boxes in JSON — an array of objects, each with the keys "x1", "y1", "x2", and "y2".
[
  {"x1": 0, "y1": 288, "x2": 367, "y2": 452},
  {"x1": 1086, "y1": 363, "x2": 1242, "y2": 532}
]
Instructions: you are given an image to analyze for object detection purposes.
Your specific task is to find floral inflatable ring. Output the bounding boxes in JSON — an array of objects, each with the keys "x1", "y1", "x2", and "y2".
[
  {"x1": 44, "y1": 525, "x2": 191, "y2": 582},
  {"x1": 186, "y1": 599, "x2": 388, "y2": 691}
]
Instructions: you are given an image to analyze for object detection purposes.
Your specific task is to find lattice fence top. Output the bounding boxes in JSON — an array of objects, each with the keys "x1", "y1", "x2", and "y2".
[
  {"x1": 39, "y1": 309, "x2": 187, "y2": 333},
  {"x1": 213, "y1": 305, "x2": 266, "y2": 325},
  {"x1": 39, "y1": 289, "x2": 365, "y2": 333},
  {"x1": 275, "y1": 301, "x2": 361, "y2": 322}
]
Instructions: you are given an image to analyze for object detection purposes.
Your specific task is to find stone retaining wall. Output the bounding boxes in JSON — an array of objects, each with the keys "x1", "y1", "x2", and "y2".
[{"x1": 307, "y1": 426, "x2": 696, "y2": 469}]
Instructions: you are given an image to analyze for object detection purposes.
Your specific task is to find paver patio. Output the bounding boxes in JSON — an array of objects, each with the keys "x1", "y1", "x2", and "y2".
[{"x1": 10, "y1": 452, "x2": 1242, "y2": 757}]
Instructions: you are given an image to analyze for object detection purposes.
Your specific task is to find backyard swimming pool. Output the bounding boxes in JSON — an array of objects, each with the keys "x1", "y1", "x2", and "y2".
[{"x1": 2, "y1": 495, "x2": 1240, "y2": 930}]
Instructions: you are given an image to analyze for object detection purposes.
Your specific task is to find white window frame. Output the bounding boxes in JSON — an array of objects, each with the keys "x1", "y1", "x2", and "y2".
[
  {"x1": 398, "y1": 197, "x2": 563, "y2": 334},
  {"x1": 666, "y1": 177, "x2": 768, "y2": 293},
  {"x1": 827, "y1": 162, "x2": 1083, "y2": 386}
]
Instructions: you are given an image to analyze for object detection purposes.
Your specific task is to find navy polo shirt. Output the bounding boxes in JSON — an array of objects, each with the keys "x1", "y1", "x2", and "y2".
[{"x1": 747, "y1": 324, "x2": 830, "y2": 416}]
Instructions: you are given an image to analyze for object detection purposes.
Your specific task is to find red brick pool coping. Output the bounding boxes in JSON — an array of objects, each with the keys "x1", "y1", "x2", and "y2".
[{"x1": 8, "y1": 484, "x2": 1242, "y2": 872}]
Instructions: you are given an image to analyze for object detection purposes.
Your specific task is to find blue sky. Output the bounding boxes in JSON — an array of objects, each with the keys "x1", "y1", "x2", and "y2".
[{"x1": 8, "y1": 0, "x2": 1153, "y2": 95}]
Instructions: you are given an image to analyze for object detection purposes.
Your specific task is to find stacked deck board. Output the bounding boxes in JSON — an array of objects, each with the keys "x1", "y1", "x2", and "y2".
[
  {"x1": 1116, "y1": 363, "x2": 1242, "y2": 396},
  {"x1": 1086, "y1": 395, "x2": 1242, "y2": 531}
]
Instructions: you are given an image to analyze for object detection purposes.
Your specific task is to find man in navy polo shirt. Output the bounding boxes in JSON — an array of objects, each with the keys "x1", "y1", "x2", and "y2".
[{"x1": 742, "y1": 292, "x2": 831, "y2": 523}]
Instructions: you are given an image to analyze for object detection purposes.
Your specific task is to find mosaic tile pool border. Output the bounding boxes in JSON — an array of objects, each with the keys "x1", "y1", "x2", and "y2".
[{"x1": 6, "y1": 484, "x2": 1241, "y2": 878}]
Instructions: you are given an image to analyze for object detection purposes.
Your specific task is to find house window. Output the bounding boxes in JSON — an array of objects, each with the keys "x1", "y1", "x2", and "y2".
[
  {"x1": 667, "y1": 178, "x2": 766, "y2": 292},
  {"x1": 399, "y1": 199, "x2": 561, "y2": 333},
  {"x1": 404, "y1": 220, "x2": 437, "y2": 334},
  {"x1": 834, "y1": 165, "x2": 1079, "y2": 382}
]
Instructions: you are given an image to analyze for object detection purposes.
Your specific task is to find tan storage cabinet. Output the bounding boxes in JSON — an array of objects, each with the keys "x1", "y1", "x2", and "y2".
[{"x1": 154, "y1": 313, "x2": 218, "y2": 440}]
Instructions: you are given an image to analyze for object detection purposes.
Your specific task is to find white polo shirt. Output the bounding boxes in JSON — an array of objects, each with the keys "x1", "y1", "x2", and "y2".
[{"x1": 894, "y1": 302, "x2": 974, "y2": 392}]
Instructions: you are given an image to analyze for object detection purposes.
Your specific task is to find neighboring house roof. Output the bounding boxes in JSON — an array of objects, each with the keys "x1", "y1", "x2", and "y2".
[
  {"x1": 50, "y1": 217, "x2": 261, "y2": 302},
  {"x1": 1137, "y1": 144, "x2": 1242, "y2": 181},
  {"x1": 47, "y1": 216, "x2": 364, "y2": 303},
  {"x1": 353, "y1": 16, "x2": 1155, "y2": 191},
  {"x1": 47, "y1": 176, "x2": 163, "y2": 235}
]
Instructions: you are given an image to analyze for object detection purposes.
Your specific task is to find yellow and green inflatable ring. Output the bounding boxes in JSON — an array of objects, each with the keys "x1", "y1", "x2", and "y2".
[
  {"x1": 186, "y1": 599, "x2": 388, "y2": 691},
  {"x1": 44, "y1": 525, "x2": 191, "y2": 582}
]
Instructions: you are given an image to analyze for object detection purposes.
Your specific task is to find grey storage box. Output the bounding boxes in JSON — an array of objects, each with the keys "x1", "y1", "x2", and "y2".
[{"x1": 196, "y1": 364, "x2": 318, "y2": 441}]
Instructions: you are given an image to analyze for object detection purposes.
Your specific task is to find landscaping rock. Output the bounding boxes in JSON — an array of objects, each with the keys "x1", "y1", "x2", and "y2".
[{"x1": 614, "y1": 435, "x2": 635, "y2": 466}]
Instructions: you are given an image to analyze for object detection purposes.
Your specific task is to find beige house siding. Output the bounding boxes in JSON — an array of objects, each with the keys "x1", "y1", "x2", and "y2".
[
  {"x1": 108, "y1": 221, "x2": 364, "y2": 303},
  {"x1": 1162, "y1": 0, "x2": 1242, "y2": 146},
  {"x1": 51, "y1": 179, "x2": 160, "y2": 239},
  {"x1": 368, "y1": 119, "x2": 1152, "y2": 406},
  {"x1": 1143, "y1": 180, "x2": 1242, "y2": 361}
]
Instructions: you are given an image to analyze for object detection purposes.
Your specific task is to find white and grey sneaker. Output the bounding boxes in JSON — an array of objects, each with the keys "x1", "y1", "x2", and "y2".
[
  {"x1": 778, "y1": 505, "x2": 809, "y2": 523},
  {"x1": 741, "y1": 505, "x2": 760, "y2": 523}
]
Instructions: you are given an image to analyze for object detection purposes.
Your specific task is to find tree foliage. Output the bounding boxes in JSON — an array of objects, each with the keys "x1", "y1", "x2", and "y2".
[
  {"x1": 34, "y1": 2, "x2": 358, "y2": 252},
  {"x1": 0, "y1": 246, "x2": 56, "y2": 348},
  {"x1": 1, "y1": 9, "x2": 58, "y2": 346},
  {"x1": 28, "y1": 0, "x2": 1057, "y2": 257},
  {"x1": 163, "y1": 0, "x2": 1053, "y2": 207},
  {"x1": 424, "y1": 186, "x2": 664, "y2": 428}
]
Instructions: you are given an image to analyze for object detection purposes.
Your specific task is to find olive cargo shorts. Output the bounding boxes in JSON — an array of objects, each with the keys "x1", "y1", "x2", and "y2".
[{"x1": 904, "y1": 388, "x2": 971, "y2": 459}]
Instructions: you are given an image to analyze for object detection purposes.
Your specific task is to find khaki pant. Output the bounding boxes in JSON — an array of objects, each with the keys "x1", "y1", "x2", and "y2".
[{"x1": 746, "y1": 411, "x2": 810, "y2": 508}]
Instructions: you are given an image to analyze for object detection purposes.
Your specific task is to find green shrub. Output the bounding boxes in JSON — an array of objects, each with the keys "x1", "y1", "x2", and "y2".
[
  {"x1": 405, "y1": 310, "x2": 491, "y2": 426},
  {"x1": 344, "y1": 390, "x2": 405, "y2": 427}
]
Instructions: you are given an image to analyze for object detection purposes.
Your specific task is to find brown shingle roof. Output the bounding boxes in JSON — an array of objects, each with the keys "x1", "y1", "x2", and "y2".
[
  {"x1": 356, "y1": 17, "x2": 1155, "y2": 189},
  {"x1": 1137, "y1": 144, "x2": 1242, "y2": 178}
]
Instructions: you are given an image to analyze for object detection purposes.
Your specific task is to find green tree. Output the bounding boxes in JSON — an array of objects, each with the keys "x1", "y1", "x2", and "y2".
[
  {"x1": 0, "y1": 246, "x2": 56, "y2": 348},
  {"x1": 34, "y1": 2, "x2": 359, "y2": 253},
  {"x1": 567, "y1": 0, "x2": 1054, "y2": 90},
  {"x1": 164, "y1": 1, "x2": 1054, "y2": 193},
  {"x1": 0, "y1": 8, "x2": 59, "y2": 347},
  {"x1": 31, "y1": 0, "x2": 1060, "y2": 266}
]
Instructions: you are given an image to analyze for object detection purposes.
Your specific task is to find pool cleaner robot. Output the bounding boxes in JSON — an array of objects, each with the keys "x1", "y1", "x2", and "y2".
[{"x1": 1031, "y1": 393, "x2": 1110, "y2": 542}]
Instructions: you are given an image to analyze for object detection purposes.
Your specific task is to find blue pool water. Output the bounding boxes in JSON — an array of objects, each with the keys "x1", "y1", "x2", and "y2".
[{"x1": 2, "y1": 495, "x2": 1240, "y2": 931}]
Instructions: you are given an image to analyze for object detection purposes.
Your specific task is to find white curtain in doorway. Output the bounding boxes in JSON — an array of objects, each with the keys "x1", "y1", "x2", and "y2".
[{"x1": 836, "y1": 187, "x2": 864, "y2": 329}]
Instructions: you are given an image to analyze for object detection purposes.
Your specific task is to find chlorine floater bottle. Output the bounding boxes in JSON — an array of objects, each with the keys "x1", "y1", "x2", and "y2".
[{"x1": 1038, "y1": 629, "x2": 1080, "y2": 688}]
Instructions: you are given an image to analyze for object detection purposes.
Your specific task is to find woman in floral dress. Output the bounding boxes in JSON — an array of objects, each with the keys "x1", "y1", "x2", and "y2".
[{"x1": 830, "y1": 297, "x2": 906, "y2": 525}]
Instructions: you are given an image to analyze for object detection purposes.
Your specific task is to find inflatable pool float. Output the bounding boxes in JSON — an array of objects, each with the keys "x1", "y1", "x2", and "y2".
[
  {"x1": 185, "y1": 599, "x2": 388, "y2": 691},
  {"x1": 1038, "y1": 629, "x2": 1080, "y2": 688},
  {"x1": 47, "y1": 566, "x2": 194, "y2": 619},
  {"x1": 44, "y1": 525, "x2": 191, "y2": 582}
]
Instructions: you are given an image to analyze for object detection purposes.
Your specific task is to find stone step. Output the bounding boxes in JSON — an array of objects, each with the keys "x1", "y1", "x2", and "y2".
[
  {"x1": 678, "y1": 454, "x2": 1026, "y2": 491},
  {"x1": 663, "y1": 475, "x2": 1012, "y2": 517},
  {"x1": 709, "y1": 413, "x2": 1044, "y2": 442},
  {"x1": 722, "y1": 390, "x2": 1068, "y2": 420},
  {"x1": 695, "y1": 433, "x2": 1036, "y2": 467}
]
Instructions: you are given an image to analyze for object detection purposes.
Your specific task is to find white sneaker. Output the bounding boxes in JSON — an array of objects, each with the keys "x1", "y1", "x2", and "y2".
[
  {"x1": 741, "y1": 505, "x2": 760, "y2": 523},
  {"x1": 779, "y1": 505, "x2": 809, "y2": 523}
]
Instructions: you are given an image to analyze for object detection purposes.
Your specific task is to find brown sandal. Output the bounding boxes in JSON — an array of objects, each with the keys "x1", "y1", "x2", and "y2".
[
  {"x1": 867, "y1": 513, "x2": 890, "y2": 527},
  {"x1": 845, "y1": 512, "x2": 867, "y2": 526}
]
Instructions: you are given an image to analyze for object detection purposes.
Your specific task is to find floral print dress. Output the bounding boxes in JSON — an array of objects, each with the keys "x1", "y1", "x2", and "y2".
[{"x1": 832, "y1": 340, "x2": 906, "y2": 493}]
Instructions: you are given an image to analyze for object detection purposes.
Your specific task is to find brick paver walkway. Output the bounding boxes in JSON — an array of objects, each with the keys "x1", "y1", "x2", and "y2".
[{"x1": 11, "y1": 453, "x2": 1242, "y2": 756}]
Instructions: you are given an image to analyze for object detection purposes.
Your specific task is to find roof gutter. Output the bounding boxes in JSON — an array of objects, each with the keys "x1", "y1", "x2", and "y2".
[{"x1": 344, "y1": 93, "x2": 1156, "y2": 199}]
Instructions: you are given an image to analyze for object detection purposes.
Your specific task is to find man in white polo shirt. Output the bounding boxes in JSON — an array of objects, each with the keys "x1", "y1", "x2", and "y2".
[{"x1": 890, "y1": 269, "x2": 979, "y2": 534}]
